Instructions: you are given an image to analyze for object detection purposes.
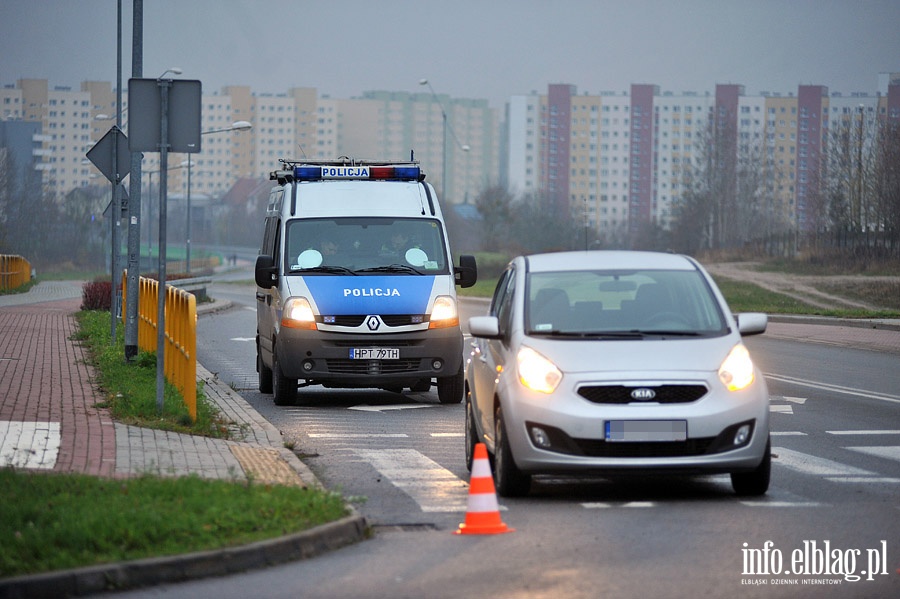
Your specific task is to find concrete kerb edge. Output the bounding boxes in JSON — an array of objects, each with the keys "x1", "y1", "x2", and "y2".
[
  {"x1": 767, "y1": 314, "x2": 900, "y2": 331},
  {"x1": 0, "y1": 514, "x2": 368, "y2": 599}
]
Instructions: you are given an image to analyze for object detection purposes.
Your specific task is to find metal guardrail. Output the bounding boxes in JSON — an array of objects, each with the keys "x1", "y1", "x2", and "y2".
[
  {"x1": 122, "y1": 271, "x2": 197, "y2": 421},
  {"x1": 0, "y1": 255, "x2": 32, "y2": 291}
]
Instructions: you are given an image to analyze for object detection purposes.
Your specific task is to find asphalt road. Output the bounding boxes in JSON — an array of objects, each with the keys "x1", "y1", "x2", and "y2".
[{"x1": 100, "y1": 280, "x2": 900, "y2": 599}]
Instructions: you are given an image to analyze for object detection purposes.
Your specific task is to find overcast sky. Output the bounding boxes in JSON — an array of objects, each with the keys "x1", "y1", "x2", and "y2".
[{"x1": 2, "y1": 0, "x2": 898, "y2": 109}]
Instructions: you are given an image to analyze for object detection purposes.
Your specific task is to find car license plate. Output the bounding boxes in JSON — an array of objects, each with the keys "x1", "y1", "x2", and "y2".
[
  {"x1": 605, "y1": 420, "x2": 687, "y2": 442},
  {"x1": 350, "y1": 348, "x2": 400, "y2": 360}
]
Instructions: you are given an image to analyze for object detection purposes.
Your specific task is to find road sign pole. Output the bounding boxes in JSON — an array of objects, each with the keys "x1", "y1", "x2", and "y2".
[{"x1": 156, "y1": 80, "x2": 170, "y2": 414}]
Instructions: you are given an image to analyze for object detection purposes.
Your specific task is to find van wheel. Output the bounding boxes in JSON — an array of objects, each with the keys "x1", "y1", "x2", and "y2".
[
  {"x1": 272, "y1": 351, "x2": 297, "y2": 406},
  {"x1": 731, "y1": 437, "x2": 771, "y2": 496},
  {"x1": 410, "y1": 378, "x2": 432, "y2": 393},
  {"x1": 258, "y1": 350, "x2": 273, "y2": 394},
  {"x1": 437, "y1": 364, "x2": 464, "y2": 404}
]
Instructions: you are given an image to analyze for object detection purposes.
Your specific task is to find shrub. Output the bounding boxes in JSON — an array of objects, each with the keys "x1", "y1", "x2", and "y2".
[{"x1": 81, "y1": 280, "x2": 112, "y2": 311}]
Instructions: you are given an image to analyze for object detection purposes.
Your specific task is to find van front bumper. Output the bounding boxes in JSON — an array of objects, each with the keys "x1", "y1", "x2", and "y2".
[{"x1": 276, "y1": 326, "x2": 463, "y2": 387}]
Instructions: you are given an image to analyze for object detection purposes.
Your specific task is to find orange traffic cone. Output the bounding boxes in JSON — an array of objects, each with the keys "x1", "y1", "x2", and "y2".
[{"x1": 454, "y1": 443, "x2": 514, "y2": 535}]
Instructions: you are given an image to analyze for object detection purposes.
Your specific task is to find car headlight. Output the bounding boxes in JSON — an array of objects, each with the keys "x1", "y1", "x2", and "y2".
[
  {"x1": 517, "y1": 346, "x2": 562, "y2": 393},
  {"x1": 718, "y1": 344, "x2": 755, "y2": 391},
  {"x1": 281, "y1": 297, "x2": 316, "y2": 329},
  {"x1": 429, "y1": 295, "x2": 459, "y2": 329}
]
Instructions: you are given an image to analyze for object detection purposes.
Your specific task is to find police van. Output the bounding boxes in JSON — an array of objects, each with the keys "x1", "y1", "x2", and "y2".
[{"x1": 255, "y1": 159, "x2": 477, "y2": 405}]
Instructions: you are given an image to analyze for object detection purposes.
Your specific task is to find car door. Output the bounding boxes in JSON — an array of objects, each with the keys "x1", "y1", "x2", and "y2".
[{"x1": 473, "y1": 266, "x2": 517, "y2": 443}]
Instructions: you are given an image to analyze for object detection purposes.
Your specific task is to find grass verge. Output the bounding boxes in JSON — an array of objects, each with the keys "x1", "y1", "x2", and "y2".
[
  {"x1": 0, "y1": 309, "x2": 349, "y2": 579},
  {"x1": 0, "y1": 469, "x2": 348, "y2": 578}
]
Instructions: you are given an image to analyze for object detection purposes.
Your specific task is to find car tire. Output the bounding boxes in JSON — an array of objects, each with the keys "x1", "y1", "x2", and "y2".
[
  {"x1": 731, "y1": 437, "x2": 771, "y2": 496},
  {"x1": 437, "y1": 364, "x2": 464, "y2": 404},
  {"x1": 272, "y1": 350, "x2": 297, "y2": 406},
  {"x1": 465, "y1": 389, "x2": 478, "y2": 472},
  {"x1": 410, "y1": 378, "x2": 432, "y2": 393},
  {"x1": 493, "y1": 404, "x2": 531, "y2": 497},
  {"x1": 257, "y1": 346, "x2": 273, "y2": 394}
]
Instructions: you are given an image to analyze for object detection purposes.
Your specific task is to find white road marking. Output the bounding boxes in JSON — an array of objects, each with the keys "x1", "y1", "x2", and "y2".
[
  {"x1": 348, "y1": 404, "x2": 436, "y2": 413},
  {"x1": 353, "y1": 448, "x2": 470, "y2": 512},
  {"x1": 775, "y1": 447, "x2": 872, "y2": 477},
  {"x1": 230, "y1": 337, "x2": 255, "y2": 342},
  {"x1": 772, "y1": 431, "x2": 807, "y2": 436},
  {"x1": 769, "y1": 405, "x2": 793, "y2": 414},
  {"x1": 828, "y1": 430, "x2": 900, "y2": 436},
  {"x1": 846, "y1": 445, "x2": 900, "y2": 463},
  {"x1": 431, "y1": 433, "x2": 465, "y2": 438},
  {"x1": 308, "y1": 433, "x2": 408, "y2": 438},
  {"x1": 765, "y1": 374, "x2": 900, "y2": 405},
  {"x1": 0, "y1": 421, "x2": 61, "y2": 469}
]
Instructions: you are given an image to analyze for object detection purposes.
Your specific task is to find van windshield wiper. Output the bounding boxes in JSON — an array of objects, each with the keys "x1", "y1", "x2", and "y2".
[
  {"x1": 355, "y1": 264, "x2": 424, "y2": 275},
  {"x1": 289, "y1": 265, "x2": 358, "y2": 275}
]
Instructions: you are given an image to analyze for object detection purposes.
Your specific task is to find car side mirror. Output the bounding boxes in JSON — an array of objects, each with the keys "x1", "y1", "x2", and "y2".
[
  {"x1": 255, "y1": 255, "x2": 278, "y2": 289},
  {"x1": 455, "y1": 254, "x2": 477, "y2": 288},
  {"x1": 468, "y1": 316, "x2": 501, "y2": 339},
  {"x1": 736, "y1": 312, "x2": 767, "y2": 336}
]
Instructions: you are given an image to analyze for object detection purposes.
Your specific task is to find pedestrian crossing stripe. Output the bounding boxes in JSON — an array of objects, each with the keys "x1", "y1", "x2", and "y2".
[{"x1": 0, "y1": 421, "x2": 60, "y2": 469}]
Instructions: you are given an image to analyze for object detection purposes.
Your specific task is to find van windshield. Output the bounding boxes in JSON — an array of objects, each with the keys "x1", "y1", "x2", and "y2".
[{"x1": 285, "y1": 217, "x2": 449, "y2": 274}]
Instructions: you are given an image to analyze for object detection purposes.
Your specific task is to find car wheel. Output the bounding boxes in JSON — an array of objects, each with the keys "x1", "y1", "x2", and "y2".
[
  {"x1": 437, "y1": 364, "x2": 464, "y2": 404},
  {"x1": 272, "y1": 350, "x2": 297, "y2": 406},
  {"x1": 493, "y1": 404, "x2": 531, "y2": 497},
  {"x1": 731, "y1": 437, "x2": 771, "y2": 496},
  {"x1": 257, "y1": 346, "x2": 273, "y2": 394},
  {"x1": 465, "y1": 389, "x2": 478, "y2": 472},
  {"x1": 410, "y1": 378, "x2": 432, "y2": 393}
]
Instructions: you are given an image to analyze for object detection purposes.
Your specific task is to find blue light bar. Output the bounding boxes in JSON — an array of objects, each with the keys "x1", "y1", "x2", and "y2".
[{"x1": 293, "y1": 165, "x2": 421, "y2": 181}]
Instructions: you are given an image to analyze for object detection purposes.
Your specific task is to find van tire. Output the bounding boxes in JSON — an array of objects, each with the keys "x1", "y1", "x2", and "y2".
[
  {"x1": 272, "y1": 351, "x2": 297, "y2": 406},
  {"x1": 258, "y1": 350, "x2": 273, "y2": 394},
  {"x1": 437, "y1": 364, "x2": 464, "y2": 404}
]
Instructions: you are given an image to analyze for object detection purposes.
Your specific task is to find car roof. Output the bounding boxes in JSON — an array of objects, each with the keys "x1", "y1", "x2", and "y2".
[{"x1": 522, "y1": 250, "x2": 699, "y2": 273}]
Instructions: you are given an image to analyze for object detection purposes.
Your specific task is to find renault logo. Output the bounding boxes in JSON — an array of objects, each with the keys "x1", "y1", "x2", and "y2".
[
  {"x1": 630, "y1": 388, "x2": 656, "y2": 401},
  {"x1": 366, "y1": 316, "x2": 381, "y2": 331}
]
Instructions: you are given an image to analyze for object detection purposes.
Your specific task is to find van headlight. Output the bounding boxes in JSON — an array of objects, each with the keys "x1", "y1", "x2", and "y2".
[
  {"x1": 429, "y1": 295, "x2": 459, "y2": 329},
  {"x1": 517, "y1": 346, "x2": 562, "y2": 394},
  {"x1": 281, "y1": 297, "x2": 316, "y2": 330},
  {"x1": 718, "y1": 344, "x2": 755, "y2": 391}
]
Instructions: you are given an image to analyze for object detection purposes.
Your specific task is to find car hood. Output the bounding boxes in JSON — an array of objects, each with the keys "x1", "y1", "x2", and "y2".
[{"x1": 520, "y1": 334, "x2": 741, "y2": 375}]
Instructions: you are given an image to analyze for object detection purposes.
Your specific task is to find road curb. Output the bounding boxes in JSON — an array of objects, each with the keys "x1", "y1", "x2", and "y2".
[
  {"x1": 767, "y1": 314, "x2": 900, "y2": 331},
  {"x1": 0, "y1": 514, "x2": 368, "y2": 599}
]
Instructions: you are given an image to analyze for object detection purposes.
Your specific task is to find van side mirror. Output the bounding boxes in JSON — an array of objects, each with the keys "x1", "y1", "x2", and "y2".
[
  {"x1": 255, "y1": 255, "x2": 278, "y2": 289},
  {"x1": 455, "y1": 254, "x2": 477, "y2": 288}
]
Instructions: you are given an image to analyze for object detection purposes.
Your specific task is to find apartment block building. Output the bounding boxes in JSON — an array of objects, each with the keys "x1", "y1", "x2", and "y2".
[
  {"x1": 505, "y1": 73, "x2": 899, "y2": 239},
  {"x1": 1, "y1": 78, "x2": 498, "y2": 210}
]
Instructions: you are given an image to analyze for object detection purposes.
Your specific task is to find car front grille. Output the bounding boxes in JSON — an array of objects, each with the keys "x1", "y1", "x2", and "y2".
[
  {"x1": 326, "y1": 359, "x2": 421, "y2": 375},
  {"x1": 572, "y1": 437, "x2": 715, "y2": 457},
  {"x1": 318, "y1": 314, "x2": 426, "y2": 328},
  {"x1": 577, "y1": 384, "x2": 708, "y2": 404}
]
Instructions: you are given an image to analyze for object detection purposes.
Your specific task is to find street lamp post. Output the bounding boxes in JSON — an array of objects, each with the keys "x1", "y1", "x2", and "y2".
[
  {"x1": 184, "y1": 120, "x2": 252, "y2": 273},
  {"x1": 418, "y1": 79, "x2": 469, "y2": 203}
]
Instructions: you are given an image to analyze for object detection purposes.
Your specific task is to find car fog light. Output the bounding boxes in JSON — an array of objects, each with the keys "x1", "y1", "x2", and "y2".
[
  {"x1": 432, "y1": 359, "x2": 443, "y2": 370},
  {"x1": 302, "y1": 360, "x2": 314, "y2": 372},
  {"x1": 734, "y1": 424, "x2": 751, "y2": 446},
  {"x1": 530, "y1": 426, "x2": 552, "y2": 449}
]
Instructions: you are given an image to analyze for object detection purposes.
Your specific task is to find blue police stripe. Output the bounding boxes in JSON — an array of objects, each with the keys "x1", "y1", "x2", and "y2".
[{"x1": 304, "y1": 276, "x2": 435, "y2": 314}]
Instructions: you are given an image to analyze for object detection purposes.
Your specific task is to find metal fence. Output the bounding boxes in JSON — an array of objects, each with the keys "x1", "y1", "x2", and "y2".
[
  {"x1": 746, "y1": 229, "x2": 900, "y2": 260},
  {"x1": 122, "y1": 271, "x2": 197, "y2": 421},
  {"x1": 0, "y1": 255, "x2": 32, "y2": 291}
]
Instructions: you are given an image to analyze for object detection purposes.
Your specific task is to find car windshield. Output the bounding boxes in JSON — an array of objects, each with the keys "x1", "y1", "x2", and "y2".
[
  {"x1": 285, "y1": 217, "x2": 448, "y2": 274},
  {"x1": 526, "y1": 269, "x2": 728, "y2": 336}
]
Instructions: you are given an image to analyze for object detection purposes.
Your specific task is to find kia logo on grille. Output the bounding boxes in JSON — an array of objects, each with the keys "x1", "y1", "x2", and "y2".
[{"x1": 630, "y1": 388, "x2": 656, "y2": 401}]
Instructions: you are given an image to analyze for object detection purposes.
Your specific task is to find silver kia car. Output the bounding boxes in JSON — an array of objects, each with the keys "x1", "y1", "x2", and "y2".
[{"x1": 464, "y1": 251, "x2": 770, "y2": 497}]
